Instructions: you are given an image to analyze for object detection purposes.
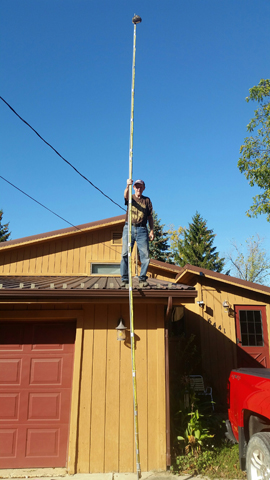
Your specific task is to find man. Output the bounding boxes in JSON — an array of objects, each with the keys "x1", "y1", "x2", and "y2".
[{"x1": 120, "y1": 178, "x2": 154, "y2": 287}]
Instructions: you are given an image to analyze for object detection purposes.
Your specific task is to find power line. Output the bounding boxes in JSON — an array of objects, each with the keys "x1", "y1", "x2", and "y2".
[
  {"x1": 0, "y1": 96, "x2": 125, "y2": 212},
  {"x1": 0, "y1": 174, "x2": 123, "y2": 256},
  {"x1": 0, "y1": 175, "x2": 81, "y2": 230}
]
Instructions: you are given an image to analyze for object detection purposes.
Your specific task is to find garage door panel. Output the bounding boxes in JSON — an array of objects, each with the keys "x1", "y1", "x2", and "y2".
[
  {"x1": 26, "y1": 389, "x2": 71, "y2": 422},
  {"x1": 31, "y1": 323, "x2": 75, "y2": 350},
  {"x1": 28, "y1": 393, "x2": 61, "y2": 420},
  {"x1": 0, "y1": 323, "x2": 24, "y2": 350},
  {"x1": 0, "y1": 428, "x2": 18, "y2": 458},
  {"x1": 26, "y1": 428, "x2": 60, "y2": 457},
  {"x1": 0, "y1": 321, "x2": 75, "y2": 468},
  {"x1": 62, "y1": 355, "x2": 75, "y2": 387},
  {"x1": 29, "y1": 358, "x2": 63, "y2": 385},
  {"x1": 0, "y1": 359, "x2": 22, "y2": 385},
  {"x1": 0, "y1": 393, "x2": 20, "y2": 420}
]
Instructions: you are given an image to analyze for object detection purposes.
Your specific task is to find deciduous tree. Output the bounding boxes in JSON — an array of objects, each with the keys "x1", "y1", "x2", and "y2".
[
  {"x1": 226, "y1": 234, "x2": 270, "y2": 285},
  {"x1": 238, "y1": 79, "x2": 270, "y2": 221}
]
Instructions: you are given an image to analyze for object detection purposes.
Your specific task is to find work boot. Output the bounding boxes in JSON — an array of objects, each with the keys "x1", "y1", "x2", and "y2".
[{"x1": 121, "y1": 280, "x2": 129, "y2": 287}]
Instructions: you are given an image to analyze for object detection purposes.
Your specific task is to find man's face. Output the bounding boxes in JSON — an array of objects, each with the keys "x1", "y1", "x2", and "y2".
[{"x1": 134, "y1": 183, "x2": 145, "y2": 198}]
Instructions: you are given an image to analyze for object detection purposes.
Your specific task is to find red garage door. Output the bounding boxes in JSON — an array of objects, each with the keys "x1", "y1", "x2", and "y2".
[{"x1": 0, "y1": 321, "x2": 75, "y2": 468}]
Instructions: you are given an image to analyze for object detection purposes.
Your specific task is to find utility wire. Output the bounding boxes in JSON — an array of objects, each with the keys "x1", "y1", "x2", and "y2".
[
  {"x1": 0, "y1": 175, "x2": 81, "y2": 231},
  {"x1": 0, "y1": 175, "x2": 123, "y2": 256},
  {"x1": 0, "y1": 96, "x2": 125, "y2": 212}
]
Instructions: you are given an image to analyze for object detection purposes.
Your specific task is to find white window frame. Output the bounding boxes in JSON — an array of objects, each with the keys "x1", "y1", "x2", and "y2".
[{"x1": 90, "y1": 262, "x2": 121, "y2": 276}]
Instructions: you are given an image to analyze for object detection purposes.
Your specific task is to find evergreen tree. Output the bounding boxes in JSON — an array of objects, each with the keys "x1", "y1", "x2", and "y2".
[
  {"x1": 148, "y1": 211, "x2": 173, "y2": 263},
  {"x1": 0, "y1": 209, "x2": 11, "y2": 242},
  {"x1": 173, "y1": 212, "x2": 225, "y2": 272}
]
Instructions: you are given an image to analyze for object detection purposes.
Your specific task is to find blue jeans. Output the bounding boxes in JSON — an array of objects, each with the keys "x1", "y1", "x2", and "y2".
[{"x1": 120, "y1": 224, "x2": 150, "y2": 282}]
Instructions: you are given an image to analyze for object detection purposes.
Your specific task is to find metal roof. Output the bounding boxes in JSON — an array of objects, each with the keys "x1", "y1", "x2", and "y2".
[
  {"x1": 149, "y1": 259, "x2": 184, "y2": 274},
  {"x1": 0, "y1": 275, "x2": 197, "y2": 300},
  {"x1": 175, "y1": 264, "x2": 270, "y2": 296}
]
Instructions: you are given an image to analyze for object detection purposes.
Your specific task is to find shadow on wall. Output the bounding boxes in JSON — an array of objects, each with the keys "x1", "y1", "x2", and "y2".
[{"x1": 169, "y1": 310, "x2": 265, "y2": 410}]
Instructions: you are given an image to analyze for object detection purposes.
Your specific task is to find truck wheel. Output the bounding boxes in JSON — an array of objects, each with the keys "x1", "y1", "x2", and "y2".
[{"x1": 246, "y1": 432, "x2": 270, "y2": 480}]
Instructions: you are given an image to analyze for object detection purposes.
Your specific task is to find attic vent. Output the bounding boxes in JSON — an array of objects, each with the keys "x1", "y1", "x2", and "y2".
[{"x1": 111, "y1": 232, "x2": 122, "y2": 245}]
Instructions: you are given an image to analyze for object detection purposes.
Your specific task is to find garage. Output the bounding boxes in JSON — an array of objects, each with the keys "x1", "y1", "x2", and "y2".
[
  {"x1": 0, "y1": 321, "x2": 75, "y2": 468},
  {"x1": 0, "y1": 219, "x2": 198, "y2": 473}
]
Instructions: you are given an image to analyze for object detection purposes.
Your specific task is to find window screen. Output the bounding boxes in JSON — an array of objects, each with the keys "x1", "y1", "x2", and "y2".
[
  {"x1": 91, "y1": 263, "x2": 121, "y2": 275},
  {"x1": 239, "y1": 309, "x2": 264, "y2": 346}
]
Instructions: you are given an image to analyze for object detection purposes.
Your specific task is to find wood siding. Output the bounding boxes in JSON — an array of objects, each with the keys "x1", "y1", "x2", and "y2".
[
  {"x1": 0, "y1": 227, "x2": 124, "y2": 276},
  {"x1": 184, "y1": 278, "x2": 270, "y2": 401},
  {"x1": 2, "y1": 222, "x2": 270, "y2": 467},
  {"x1": 76, "y1": 302, "x2": 166, "y2": 473},
  {"x1": 0, "y1": 303, "x2": 167, "y2": 473}
]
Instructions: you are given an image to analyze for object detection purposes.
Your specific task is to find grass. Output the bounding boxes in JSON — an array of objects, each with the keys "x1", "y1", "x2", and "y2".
[
  {"x1": 170, "y1": 403, "x2": 247, "y2": 479},
  {"x1": 172, "y1": 440, "x2": 247, "y2": 479},
  {"x1": 169, "y1": 354, "x2": 247, "y2": 479}
]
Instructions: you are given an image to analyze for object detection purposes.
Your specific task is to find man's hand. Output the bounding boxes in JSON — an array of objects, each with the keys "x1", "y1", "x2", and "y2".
[
  {"x1": 149, "y1": 230, "x2": 154, "y2": 241},
  {"x1": 124, "y1": 179, "x2": 133, "y2": 200}
]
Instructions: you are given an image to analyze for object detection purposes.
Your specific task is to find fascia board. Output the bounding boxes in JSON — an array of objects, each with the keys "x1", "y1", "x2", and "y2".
[
  {"x1": 0, "y1": 217, "x2": 125, "y2": 251},
  {"x1": 175, "y1": 268, "x2": 270, "y2": 297}
]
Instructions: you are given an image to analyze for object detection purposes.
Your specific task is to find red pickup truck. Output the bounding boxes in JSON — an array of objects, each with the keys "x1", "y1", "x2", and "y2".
[{"x1": 226, "y1": 368, "x2": 270, "y2": 479}]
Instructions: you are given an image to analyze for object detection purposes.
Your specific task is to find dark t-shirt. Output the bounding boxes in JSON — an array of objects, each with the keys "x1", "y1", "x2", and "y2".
[{"x1": 125, "y1": 194, "x2": 153, "y2": 227}]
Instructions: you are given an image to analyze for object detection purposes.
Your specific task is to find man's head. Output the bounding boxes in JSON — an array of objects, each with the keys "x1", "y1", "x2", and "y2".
[{"x1": 133, "y1": 179, "x2": 145, "y2": 198}]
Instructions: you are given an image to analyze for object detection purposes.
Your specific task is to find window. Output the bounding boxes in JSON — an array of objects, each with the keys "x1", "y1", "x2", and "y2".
[
  {"x1": 239, "y1": 309, "x2": 264, "y2": 346},
  {"x1": 91, "y1": 263, "x2": 121, "y2": 275}
]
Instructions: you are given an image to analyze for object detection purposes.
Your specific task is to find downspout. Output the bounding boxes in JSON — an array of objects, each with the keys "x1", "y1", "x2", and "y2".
[{"x1": 165, "y1": 296, "x2": 173, "y2": 467}]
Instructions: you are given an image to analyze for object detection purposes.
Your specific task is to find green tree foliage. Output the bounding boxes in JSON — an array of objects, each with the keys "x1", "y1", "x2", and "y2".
[
  {"x1": 171, "y1": 212, "x2": 225, "y2": 272},
  {"x1": 148, "y1": 211, "x2": 173, "y2": 263},
  {"x1": 227, "y1": 235, "x2": 270, "y2": 285},
  {"x1": 0, "y1": 209, "x2": 11, "y2": 242},
  {"x1": 238, "y1": 79, "x2": 270, "y2": 221}
]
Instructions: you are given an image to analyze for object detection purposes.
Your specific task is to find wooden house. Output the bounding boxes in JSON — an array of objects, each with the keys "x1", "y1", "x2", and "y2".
[
  {"x1": 0, "y1": 215, "x2": 197, "y2": 473},
  {"x1": 148, "y1": 261, "x2": 270, "y2": 402},
  {"x1": 1, "y1": 215, "x2": 269, "y2": 473}
]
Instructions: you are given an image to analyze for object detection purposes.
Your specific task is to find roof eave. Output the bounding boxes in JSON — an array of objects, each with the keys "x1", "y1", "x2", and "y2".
[
  {"x1": 176, "y1": 267, "x2": 270, "y2": 296},
  {"x1": 149, "y1": 260, "x2": 184, "y2": 274},
  {"x1": 0, "y1": 216, "x2": 125, "y2": 251},
  {"x1": 0, "y1": 289, "x2": 197, "y2": 300}
]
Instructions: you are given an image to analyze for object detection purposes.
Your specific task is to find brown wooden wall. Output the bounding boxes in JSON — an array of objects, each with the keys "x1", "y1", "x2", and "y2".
[
  {"x1": 0, "y1": 301, "x2": 167, "y2": 473},
  {"x1": 76, "y1": 302, "x2": 166, "y2": 473},
  {"x1": 0, "y1": 226, "x2": 124, "y2": 276},
  {"x1": 184, "y1": 278, "x2": 270, "y2": 402}
]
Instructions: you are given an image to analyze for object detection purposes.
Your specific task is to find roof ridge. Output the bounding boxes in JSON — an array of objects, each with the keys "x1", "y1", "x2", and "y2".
[{"x1": 0, "y1": 215, "x2": 125, "y2": 249}]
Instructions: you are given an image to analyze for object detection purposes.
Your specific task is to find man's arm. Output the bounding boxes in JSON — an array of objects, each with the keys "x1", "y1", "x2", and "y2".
[
  {"x1": 124, "y1": 179, "x2": 133, "y2": 200},
  {"x1": 148, "y1": 215, "x2": 154, "y2": 241}
]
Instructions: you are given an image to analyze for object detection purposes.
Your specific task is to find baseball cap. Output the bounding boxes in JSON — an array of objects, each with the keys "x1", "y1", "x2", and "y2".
[{"x1": 134, "y1": 179, "x2": 145, "y2": 187}]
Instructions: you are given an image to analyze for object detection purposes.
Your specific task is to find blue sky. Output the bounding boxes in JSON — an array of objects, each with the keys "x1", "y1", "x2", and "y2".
[{"x1": 1, "y1": 0, "x2": 270, "y2": 265}]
